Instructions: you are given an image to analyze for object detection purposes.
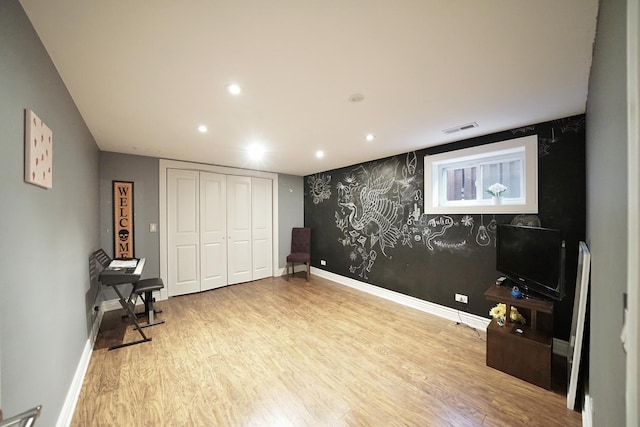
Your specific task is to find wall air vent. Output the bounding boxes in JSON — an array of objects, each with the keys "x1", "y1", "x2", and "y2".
[{"x1": 442, "y1": 122, "x2": 479, "y2": 135}]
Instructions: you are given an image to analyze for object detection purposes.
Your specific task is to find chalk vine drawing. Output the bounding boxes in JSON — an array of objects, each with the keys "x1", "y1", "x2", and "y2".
[
  {"x1": 539, "y1": 127, "x2": 560, "y2": 157},
  {"x1": 308, "y1": 174, "x2": 331, "y2": 204},
  {"x1": 513, "y1": 117, "x2": 585, "y2": 159},
  {"x1": 511, "y1": 125, "x2": 535, "y2": 134},
  {"x1": 424, "y1": 215, "x2": 454, "y2": 250},
  {"x1": 558, "y1": 116, "x2": 585, "y2": 133},
  {"x1": 539, "y1": 116, "x2": 585, "y2": 157}
]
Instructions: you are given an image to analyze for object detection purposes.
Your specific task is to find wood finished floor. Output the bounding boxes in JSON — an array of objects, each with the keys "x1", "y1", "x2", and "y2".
[{"x1": 72, "y1": 274, "x2": 582, "y2": 426}]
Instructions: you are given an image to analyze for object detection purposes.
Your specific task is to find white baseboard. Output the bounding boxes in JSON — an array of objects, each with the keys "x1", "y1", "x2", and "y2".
[
  {"x1": 310, "y1": 267, "x2": 569, "y2": 356},
  {"x1": 582, "y1": 393, "x2": 593, "y2": 427},
  {"x1": 56, "y1": 306, "x2": 104, "y2": 427},
  {"x1": 311, "y1": 267, "x2": 491, "y2": 331}
]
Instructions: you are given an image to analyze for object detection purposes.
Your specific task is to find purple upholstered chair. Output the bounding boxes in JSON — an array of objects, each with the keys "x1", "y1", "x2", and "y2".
[{"x1": 286, "y1": 227, "x2": 311, "y2": 281}]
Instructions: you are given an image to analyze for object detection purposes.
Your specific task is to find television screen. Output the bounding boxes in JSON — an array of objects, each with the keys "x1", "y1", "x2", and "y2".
[{"x1": 496, "y1": 224, "x2": 565, "y2": 300}]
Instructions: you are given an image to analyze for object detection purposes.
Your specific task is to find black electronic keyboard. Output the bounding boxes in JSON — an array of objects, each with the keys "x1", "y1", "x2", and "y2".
[{"x1": 98, "y1": 258, "x2": 146, "y2": 286}]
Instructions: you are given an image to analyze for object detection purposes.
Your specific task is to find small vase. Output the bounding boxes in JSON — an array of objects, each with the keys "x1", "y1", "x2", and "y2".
[{"x1": 492, "y1": 196, "x2": 501, "y2": 205}]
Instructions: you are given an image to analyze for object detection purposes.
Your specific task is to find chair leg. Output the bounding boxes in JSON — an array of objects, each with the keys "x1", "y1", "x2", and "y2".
[
  {"x1": 306, "y1": 262, "x2": 310, "y2": 281},
  {"x1": 286, "y1": 262, "x2": 290, "y2": 280}
]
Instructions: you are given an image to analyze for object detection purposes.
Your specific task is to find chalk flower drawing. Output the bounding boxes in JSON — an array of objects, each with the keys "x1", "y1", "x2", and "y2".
[
  {"x1": 308, "y1": 174, "x2": 331, "y2": 204},
  {"x1": 486, "y1": 183, "x2": 507, "y2": 197}
]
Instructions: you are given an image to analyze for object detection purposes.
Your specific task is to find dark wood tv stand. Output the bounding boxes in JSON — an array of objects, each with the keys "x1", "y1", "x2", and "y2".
[{"x1": 485, "y1": 284, "x2": 554, "y2": 389}]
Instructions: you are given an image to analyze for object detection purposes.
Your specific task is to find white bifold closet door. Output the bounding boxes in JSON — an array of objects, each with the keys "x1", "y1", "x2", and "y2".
[
  {"x1": 167, "y1": 169, "x2": 201, "y2": 296},
  {"x1": 167, "y1": 169, "x2": 272, "y2": 297},
  {"x1": 200, "y1": 171, "x2": 227, "y2": 291},
  {"x1": 251, "y1": 177, "x2": 273, "y2": 281},
  {"x1": 226, "y1": 175, "x2": 252, "y2": 285}
]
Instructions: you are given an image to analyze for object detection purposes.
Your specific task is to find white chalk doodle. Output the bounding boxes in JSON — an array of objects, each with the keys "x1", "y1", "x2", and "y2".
[
  {"x1": 424, "y1": 215, "x2": 454, "y2": 250},
  {"x1": 308, "y1": 174, "x2": 332, "y2": 204},
  {"x1": 434, "y1": 240, "x2": 467, "y2": 250},
  {"x1": 406, "y1": 152, "x2": 417, "y2": 175},
  {"x1": 396, "y1": 154, "x2": 420, "y2": 203},
  {"x1": 539, "y1": 128, "x2": 560, "y2": 158},
  {"x1": 559, "y1": 117, "x2": 585, "y2": 133},
  {"x1": 401, "y1": 224, "x2": 413, "y2": 247},
  {"x1": 487, "y1": 215, "x2": 498, "y2": 234},
  {"x1": 512, "y1": 125, "x2": 535, "y2": 134},
  {"x1": 475, "y1": 214, "x2": 491, "y2": 247},
  {"x1": 461, "y1": 215, "x2": 474, "y2": 235}
]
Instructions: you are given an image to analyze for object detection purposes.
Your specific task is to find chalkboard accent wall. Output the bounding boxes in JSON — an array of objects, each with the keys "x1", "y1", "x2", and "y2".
[{"x1": 304, "y1": 115, "x2": 586, "y2": 340}]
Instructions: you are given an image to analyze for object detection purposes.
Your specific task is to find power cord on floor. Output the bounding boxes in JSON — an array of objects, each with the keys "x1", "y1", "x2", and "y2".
[{"x1": 455, "y1": 305, "x2": 483, "y2": 340}]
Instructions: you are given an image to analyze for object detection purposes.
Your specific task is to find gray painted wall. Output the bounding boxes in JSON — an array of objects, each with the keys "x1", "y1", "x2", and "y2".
[
  {"x1": 0, "y1": 1, "x2": 100, "y2": 425},
  {"x1": 585, "y1": 0, "x2": 627, "y2": 425},
  {"x1": 278, "y1": 174, "x2": 304, "y2": 268},
  {"x1": 99, "y1": 152, "x2": 160, "y2": 300}
]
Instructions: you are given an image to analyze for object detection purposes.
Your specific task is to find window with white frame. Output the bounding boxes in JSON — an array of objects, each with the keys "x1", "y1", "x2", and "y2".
[{"x1": 424, "y1": 134, "x2": 538, "y2": 214}]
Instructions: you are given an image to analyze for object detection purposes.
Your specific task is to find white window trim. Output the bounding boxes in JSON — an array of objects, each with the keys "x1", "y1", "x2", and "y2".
[{"x1": 424, "y1": 134, "x2": 538, "y2": 214}]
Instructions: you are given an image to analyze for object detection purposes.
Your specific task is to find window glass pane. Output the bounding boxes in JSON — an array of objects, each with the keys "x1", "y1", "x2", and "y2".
[
  {"x1": 446, "y1": 167, "x2": 476, "y2": 201},
  {"x1": 424, "y1": 134, "x2": 537, "y2": 214},
  {"x1": 480, "y1": 159, "x2": 522, "y2": 199}
]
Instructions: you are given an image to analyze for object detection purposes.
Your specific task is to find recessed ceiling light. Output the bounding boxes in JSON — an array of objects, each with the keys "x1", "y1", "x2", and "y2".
[
  {"x1": 198, "y1": 125, "x2": 208, "y2": 133},
  {"x1": 227, "y1": 83, "x2": 242, "y2": 95},
  {"x1": 316, "y1": 150, "x2": 324, "y2": 158},
  {"x1": 248, "y1": 143, "x2": 265, "y2": 161},
  {"x1": 365, "y1": 134, "x2": 375, "y2": 141}
]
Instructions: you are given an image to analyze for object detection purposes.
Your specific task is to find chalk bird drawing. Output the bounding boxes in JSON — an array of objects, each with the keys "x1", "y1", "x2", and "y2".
[{"x1": 339, "y1": 173, "x2": 402, "y2": 256}]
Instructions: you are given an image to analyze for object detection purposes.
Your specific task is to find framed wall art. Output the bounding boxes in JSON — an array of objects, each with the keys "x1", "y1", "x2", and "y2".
[
  {"x1": 113, "y1": 181, "x2": 135, "y2": 258},
  {"x1": 24, "y1": 109, "x2": 53, "y2": 189},
  {"x1": 567, "y1": 241, "x2": 591, "y2": 409}
]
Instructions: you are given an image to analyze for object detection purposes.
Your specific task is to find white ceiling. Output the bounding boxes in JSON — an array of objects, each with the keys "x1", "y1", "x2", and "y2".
[{"x1": 19, "y1": 1, "x2": 598, "y2": 177}]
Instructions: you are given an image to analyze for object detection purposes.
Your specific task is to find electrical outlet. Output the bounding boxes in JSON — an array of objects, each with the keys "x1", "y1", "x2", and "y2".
[
  {"x1": 455, "y1": 293, "x2": 468, "y2": 304},
  {"x1": 320, "y1": 259, "x2": 327, "y2": 266}
]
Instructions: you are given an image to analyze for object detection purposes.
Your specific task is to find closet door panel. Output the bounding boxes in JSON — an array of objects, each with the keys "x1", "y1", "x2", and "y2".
[
  {"x1": 227, "y1": 175, "x2": 252, "y2": 285},
  {"x1": 200, "y1": 172, "x2": 227, "y2": 291},
  {"x1": 167, "y1": 169, "x2": 200, "y2": 296},
  {"x1": 252, "y1": 177, "x2": 273, "y2": 280}
]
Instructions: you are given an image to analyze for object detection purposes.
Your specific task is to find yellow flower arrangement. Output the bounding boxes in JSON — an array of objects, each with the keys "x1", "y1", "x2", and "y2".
[{"x1": 489, "y1": 303, "x2": 526, "y2": 324}]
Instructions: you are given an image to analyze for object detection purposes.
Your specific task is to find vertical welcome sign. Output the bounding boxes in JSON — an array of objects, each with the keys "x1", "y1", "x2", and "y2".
[{"x1": 113, "y1": 181, "x2": 134, "y2": 258}]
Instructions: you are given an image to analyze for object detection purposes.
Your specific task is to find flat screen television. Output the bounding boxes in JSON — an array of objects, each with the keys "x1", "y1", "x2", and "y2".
[{"x1": 496, "y1": 224, "x2": 566, "y2": 301}]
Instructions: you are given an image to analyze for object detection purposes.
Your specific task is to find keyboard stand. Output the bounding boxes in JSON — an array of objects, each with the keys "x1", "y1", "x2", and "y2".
[
  {"x1": 109, "y1": 282, "x2": 152, "y2": 350},
  {"x1": 97, "y1": 257, "x2": 153, "y2": 350}
]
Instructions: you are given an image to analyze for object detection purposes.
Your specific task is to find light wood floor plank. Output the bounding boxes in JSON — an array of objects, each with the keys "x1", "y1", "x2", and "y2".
[{"x1": 72, "y1": 275, "x2": 581, "y2": 426}]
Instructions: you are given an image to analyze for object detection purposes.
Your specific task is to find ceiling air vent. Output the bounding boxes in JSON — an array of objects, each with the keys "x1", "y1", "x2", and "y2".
[{"x1": 442, "y1": 122, "x2": 479, "y2": 135}]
